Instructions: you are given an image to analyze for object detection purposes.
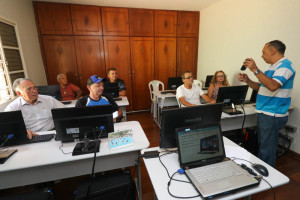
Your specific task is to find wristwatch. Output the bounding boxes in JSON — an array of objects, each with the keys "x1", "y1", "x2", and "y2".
[{"x1": 254, "y1": 69, "x2": 261, "y2": 75}]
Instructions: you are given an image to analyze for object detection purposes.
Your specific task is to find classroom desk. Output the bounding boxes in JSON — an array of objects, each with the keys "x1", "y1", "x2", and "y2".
[
  {"x1": 152, "y1": 90, "x2": 211, "y2": 126},
  {"x1": 0, "y1": 121, "x2": 149, "y2": 200},
  {"x1": 142, "y1": 137, "x2": 289, "y2": 200},
  {"x1": 62, "y1": 96, "x2": 129, "y2": 121}
]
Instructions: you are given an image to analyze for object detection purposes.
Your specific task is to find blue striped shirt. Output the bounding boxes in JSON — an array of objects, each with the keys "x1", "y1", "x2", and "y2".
[{"x1": 256, "y1": 57, "x2": 295, "y2": 117}]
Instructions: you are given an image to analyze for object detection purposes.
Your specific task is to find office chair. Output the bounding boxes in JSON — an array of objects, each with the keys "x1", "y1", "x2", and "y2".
[{"x1": 148, "y1": 80, "x2": 164, "y2": 117}]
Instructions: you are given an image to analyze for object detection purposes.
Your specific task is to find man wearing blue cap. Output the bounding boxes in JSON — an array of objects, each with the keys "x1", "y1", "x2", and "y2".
[{"x1": 75, "y1": 75, "x2": 122, "y2": 121}]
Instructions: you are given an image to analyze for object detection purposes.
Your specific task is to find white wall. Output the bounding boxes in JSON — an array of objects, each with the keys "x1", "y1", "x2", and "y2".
[
  {"x1": 198, "y1": 0, "x2": 300, "y2": 153},
  {"x1": 0, "y1": 0, "x2": 46, "y2": 86}
]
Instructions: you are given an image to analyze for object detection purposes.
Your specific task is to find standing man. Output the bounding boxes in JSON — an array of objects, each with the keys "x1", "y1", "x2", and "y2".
[
  {"x1": 5, "y1": 78, "x2": 65, "y2": 139},
  {"x1": 103, "y1": 67, "x2": 126, "y2": 96},
  {"x1": 75, "y1": 75, "x2": 123, "y2": 122},
  {"x1": 238, "y1": 40, "x2": 296, "y2": 166},
  {"x1": 57, "y1": 73, "x2": 82, "y2": 101},
  {"x1": 176, "y1": 71, "x2": 216, "y2": 107}
]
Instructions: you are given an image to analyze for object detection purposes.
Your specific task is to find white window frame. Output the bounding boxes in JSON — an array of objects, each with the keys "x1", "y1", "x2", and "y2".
[{"x1": 0, "y1": 17, "x2": 27, "y2": 104}]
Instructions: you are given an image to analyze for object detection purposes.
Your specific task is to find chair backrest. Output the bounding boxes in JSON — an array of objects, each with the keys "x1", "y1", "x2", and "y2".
[
  {"x1": 193, "y1": 79, "x2": 202, "y2": 88},
  {"x1": 148, "y1": 80, "x2": 164, "y2": 101}
]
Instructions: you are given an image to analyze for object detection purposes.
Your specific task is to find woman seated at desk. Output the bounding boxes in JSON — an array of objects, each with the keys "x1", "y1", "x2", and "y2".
[{"x1": 207, "y1": 70, "x2": 230, "y2": 100}]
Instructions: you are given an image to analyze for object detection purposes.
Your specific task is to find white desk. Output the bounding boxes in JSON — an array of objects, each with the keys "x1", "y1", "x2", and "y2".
[
  {"x1": 62, "y1": 96, "x2": 129, "y2": 121},
  {"x1": 153, "y1": 90, "x2": 211, "y2": 126},
  {"x1": 0, "y1": 121, "x2": 149, "y2": 199},
  {"x1": 142, "y1": 137, "x2": 289, "y2": 200}
]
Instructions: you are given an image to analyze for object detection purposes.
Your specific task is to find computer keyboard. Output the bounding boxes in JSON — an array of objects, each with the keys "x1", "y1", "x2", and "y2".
[
  {"x1": 61, "y1": 101, "x2": 72, "y2": 105},
  {"x1": 113, "y1": 97, "x2": 122, "y2": 101},
  {"x1": 190, "y1": 161, "x2": 244, "y2": 184},
  {"x1": 29, "y1": 134, "x2": 55, "y2": 143}
]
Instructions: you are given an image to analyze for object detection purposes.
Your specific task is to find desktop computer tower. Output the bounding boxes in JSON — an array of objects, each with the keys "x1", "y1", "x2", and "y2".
[{"x1": 75, "y1": 171, "x2": 136, "y2": 200}]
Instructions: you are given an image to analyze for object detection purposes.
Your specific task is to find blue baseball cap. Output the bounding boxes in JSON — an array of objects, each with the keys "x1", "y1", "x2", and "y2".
[{"x1": 87, "y1": 75, "x2": 104, "y2": 86}]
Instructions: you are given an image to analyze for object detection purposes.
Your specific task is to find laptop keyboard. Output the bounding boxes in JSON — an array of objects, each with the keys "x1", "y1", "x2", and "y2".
[
  {"x1": 189, "y1": 161, "x2": 244, "y2": 184},
  {"x1": 29, "y1": 134, "x2": 55, "y2": 143}
]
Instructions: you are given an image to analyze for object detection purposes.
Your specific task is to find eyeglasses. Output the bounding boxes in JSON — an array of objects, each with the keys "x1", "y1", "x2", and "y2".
[
  {"x1": 183, "y1": 76, "x2": 194, "y2": 79},
  {"x1": 24, "y1": 87, "x2": 38, "y2": 92},
  {"x1": 216, "y1": 75, "x2": 224, "y2": 78}
]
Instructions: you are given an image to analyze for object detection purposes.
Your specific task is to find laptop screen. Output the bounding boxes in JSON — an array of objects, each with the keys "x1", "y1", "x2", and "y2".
[{"x1": 176, "y1": 125, "x2": 225, "y2": 167}]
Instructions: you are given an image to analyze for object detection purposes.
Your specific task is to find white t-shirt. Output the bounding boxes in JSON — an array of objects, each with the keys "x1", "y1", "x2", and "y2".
[{"x1": 176, "y1": 84, "x2": 204, "y2": 106}]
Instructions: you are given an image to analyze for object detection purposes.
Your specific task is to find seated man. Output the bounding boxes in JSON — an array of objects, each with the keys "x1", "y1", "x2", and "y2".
[
  {"x1": 75, "y1": 75, "x2": 123, "y2": 122},
  {"x1": 176, "y1": 71, "x2": 216, "y2": 107},
  {"x1": 103, "y1": 67, "x2": 126, "y2": 96},
  {"x1": 4, "y1": 78, "x2": 65, "y2": 138},
  {"x1": 57, "y1": 73, "x2": 82, "y2": 101}
]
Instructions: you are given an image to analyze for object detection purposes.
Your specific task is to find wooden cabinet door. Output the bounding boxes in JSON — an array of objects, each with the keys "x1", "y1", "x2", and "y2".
[
  {"x1": 36, "y1": 2, "x2": 73, "y2": 35},
  {"x1": 154, "y1": 10, "x2": 177, "y2": 37},
  {"x1": 155, "y1": 37, "x2": 177, "y2": 87},
  {"x1": 103, "y1": 36, "x2": 133, "y2": 110},
  {"x1": 42, "y1": 36, "x2": 79, "y2": 86},
  {"x1": 74, "y1": 36, "x2": 106, "y2": 96},
  {"x1": 130, "y1": 37, "x2": 154, "y2": 110},
  {"x1": 101, "y1": 7, "x2": 129, "y2": 36},
  {"x1": 177, "y1": 38, "x2": 198, "y2": 77},
  {"x1": 177, "y1": 11, "x2": 200, "y2": 37},
  {"x1": 71, "y1": 5, "x2": 102, "y2": 35},
  {"x1": 129, "y1": 9, "x2": 154, "y2": 36}
]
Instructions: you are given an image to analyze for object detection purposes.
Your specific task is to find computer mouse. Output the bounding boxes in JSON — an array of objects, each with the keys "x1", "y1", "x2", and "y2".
[{"x1": 252, "y1": 163, "x2": 269, "y2": 177}]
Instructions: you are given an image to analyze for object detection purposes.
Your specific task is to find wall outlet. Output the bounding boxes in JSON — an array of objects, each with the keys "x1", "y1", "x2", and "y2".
[{"x1": 285, "y1": 124, "x2": 297, "y2": 133}]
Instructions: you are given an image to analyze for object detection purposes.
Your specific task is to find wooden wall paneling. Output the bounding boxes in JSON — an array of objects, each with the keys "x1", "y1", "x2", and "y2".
[
  {"x1": 101, "y1": 7, "x2": 129, "y2": 36},
  {"x1": 177, "y1": 11, "x2": 200, "y2": 37},
  {"x1": 36, "y1": 2, "x2": 73, "y2": 35},
  {"x1": 42, "y1": 36, "x2": 79, "y2": 86},
  {"x1": 70, "y1": 5, "x2": 102, "y2": 35},
  {"x1": 154, "y1": 37, "x2": 177, "y2": 87},
  {"x1": 74, "y1": 36, "x2": 106, "y2": 96},
  {"x1": 154, "y1": 10, "x2": 177, "y2": 37},
  {"x1": 176, "y1": 37, "x2": 198, "y2": 77},
  {"x1": 129, "y1": 8, "x2": 154, "y2": 36},
  {"x1": 103, "y1": 36, "x2": 133, "y2": 110},
  {"x1": 130, "y1": 37, "x2": 154, "y2": 110}
]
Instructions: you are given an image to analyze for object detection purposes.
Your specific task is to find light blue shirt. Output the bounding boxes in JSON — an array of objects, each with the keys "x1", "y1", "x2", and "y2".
[
  {"x1": 256, "y1": 57, "x2": 295, "y2": 117},
  {"x1": 4, "y1": 95, "x2": 65, "y2": 132}
]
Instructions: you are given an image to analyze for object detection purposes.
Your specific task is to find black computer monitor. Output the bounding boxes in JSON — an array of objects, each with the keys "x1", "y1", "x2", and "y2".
[
  {"x1": 205, "y1": 75, "x2": 213, "y2": 87},
  {"x1": 160, "y1": 103, "x2": 223, "y2": 148},
  {"x1": 0, "y1": 111, "x2": 28, "y2": 147},
  {"x1": 37, "y1": 85, "x2": 62, "y2": 101},
  {"x1": 52, "y1": 105, "x2": 114, "y2": 155},
  {"x1": 167, "y1": 77, "x2": 183, "y2": 90},
  {"x1": 216, "y1": 85, "x2": 249, "y2": 107},
  {"x1": 103, "y1": 82, "x2": 119, "y2": 98}
]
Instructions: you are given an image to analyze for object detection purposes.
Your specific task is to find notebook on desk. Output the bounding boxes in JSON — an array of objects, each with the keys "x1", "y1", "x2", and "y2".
[{"x1": 175, "y1": 124, "x2": 259, "y2": 199}]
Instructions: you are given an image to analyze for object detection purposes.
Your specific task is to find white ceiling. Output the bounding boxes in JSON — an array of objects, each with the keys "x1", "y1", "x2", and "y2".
[{"x1": 33, "y1": 0, "x2": 223, "y2": 11}]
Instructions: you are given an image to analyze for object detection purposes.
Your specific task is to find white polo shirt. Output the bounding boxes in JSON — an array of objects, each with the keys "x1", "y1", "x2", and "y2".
[
  {"x1": 176, "y1": 84, "x2": 204, "y2": 106},
  {"x1": 4, "y1": 95, "x2": 65, "y2": 132}
]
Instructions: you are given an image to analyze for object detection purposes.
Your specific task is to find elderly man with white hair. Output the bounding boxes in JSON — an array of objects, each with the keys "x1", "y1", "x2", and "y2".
[{"x1": 5, "y1": 78, "x2": 65, "y2": 139}]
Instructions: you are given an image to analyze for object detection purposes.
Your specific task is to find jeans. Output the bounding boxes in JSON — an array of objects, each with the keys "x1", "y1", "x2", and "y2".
[{"x1": 257, "y1": 113, "x2": 288, "y2": 167}]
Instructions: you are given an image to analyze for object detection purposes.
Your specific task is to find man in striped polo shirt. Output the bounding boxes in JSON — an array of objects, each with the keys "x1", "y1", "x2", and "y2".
[{"x1": 238, "y1": 40, "x2": 295, "y2": 166}]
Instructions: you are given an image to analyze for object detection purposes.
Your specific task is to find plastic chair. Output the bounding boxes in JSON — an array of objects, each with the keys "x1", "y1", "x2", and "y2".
[
  {"x1": 193, "y1": 79, "x2": 202, "y2": 88},
  {"x1": 148, "y1": 80, "x2": 164, "y2": 117}
]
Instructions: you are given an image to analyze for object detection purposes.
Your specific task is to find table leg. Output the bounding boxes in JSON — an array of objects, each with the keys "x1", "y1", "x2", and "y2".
[{"x1": 137, "y1": 154, "x2": 143, "y2": 200}]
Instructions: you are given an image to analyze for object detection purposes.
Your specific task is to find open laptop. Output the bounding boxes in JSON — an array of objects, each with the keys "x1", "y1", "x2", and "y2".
[{"x1": 176, "y1": 124, "x2": 259, "y2": 199}]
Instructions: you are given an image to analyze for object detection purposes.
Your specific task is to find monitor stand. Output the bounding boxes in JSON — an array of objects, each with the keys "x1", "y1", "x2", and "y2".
[{"x1": 72, "y1": 135, "x2": 101, "y2": 156}]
